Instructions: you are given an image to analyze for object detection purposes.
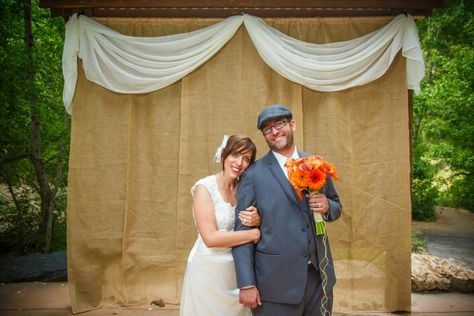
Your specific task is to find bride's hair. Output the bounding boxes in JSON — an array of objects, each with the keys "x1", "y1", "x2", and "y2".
[{"x1": 220, "y1": 135, "x2": 257, "y2": 171}]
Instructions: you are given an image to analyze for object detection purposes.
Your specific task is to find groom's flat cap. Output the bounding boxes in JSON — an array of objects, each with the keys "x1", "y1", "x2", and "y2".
[{"x1": 257, "y1": 104, "x2": 293, "y2": 129}]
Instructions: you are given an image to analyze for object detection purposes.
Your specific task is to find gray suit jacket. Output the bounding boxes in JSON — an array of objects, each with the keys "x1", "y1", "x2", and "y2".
[{"x1": 232, "y1": 150, "x2": 342, "y2": 304}]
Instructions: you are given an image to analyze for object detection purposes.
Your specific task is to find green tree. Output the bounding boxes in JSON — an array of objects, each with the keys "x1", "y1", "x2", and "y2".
[
  {"x1": 413, "y1": 0, "x2": 474, "y2": 217},
  {"x1": 0, "y1": 0, "x2": 68, "y2": 254}
]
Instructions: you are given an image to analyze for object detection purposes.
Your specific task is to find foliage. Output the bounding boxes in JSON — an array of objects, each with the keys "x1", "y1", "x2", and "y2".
[
  {"x1": 413, "y1": 0, "x2": 474, "y2": 215},
  {"x1": 0, "y1": 188, "x2": 41, "y2": 254},
  {"x1": 411, "y1": 228, "x2": 428, "y2": 254},
  {"x1": 0, "y1": 186, "x2": 67, "y2": 255},
  {"x1": 411, "y1": 157, "x2": 439, "y2": 221},
  {"x1": 441, "y1": 177, "x2": 474, "y2": 211},
  {"x1": 50, "y1": 188, "x2": 68, "y2": 251},
  {"x1": 0, "y1": 0, "x2": 68, "y2": 254}
]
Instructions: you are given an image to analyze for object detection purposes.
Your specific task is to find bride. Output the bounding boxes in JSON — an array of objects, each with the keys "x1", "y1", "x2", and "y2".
[{"x1": 180, "y1": 135, "x2": 261, "y2": 316}]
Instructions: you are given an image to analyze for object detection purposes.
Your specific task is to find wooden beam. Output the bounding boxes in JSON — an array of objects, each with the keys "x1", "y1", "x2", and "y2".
[
  {"x1": 40, "y1": 0, "x2": 444, "y2": 9},
  {"x1": 48, "y1": 8, "x2": 436, "y2": 19},
  {"x1": 40, "y1": 0, "x2": 444, "y2": 18}
]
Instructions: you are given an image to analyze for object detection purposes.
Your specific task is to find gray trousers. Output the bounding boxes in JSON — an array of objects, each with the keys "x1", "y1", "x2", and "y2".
[{"x1": 252, "y1": 264, "x2": 333, "y2": 316}]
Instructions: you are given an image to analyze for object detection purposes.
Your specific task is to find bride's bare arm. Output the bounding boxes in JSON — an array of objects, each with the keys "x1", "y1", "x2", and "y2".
[{"x1": 193, "y1": 185, "x2": 260, "y2": 248}]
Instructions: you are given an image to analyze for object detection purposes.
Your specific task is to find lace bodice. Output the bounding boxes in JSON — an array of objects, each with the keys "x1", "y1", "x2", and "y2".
[{"x1": 191, "y1": 175, "x2": 236, "y2": 232}]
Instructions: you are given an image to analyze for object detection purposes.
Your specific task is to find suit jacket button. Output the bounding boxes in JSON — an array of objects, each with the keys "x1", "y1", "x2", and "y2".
[
  {"x1": 303, "y1": 252, "x2": 308, "y2": 257},
  {"x1": 301, "y1": 227, "x2": 306, "y2": 232}
]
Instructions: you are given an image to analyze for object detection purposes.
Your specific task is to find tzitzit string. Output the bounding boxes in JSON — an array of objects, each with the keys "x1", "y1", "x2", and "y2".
[{"x1": 318, "y1": 233, "x2": 330, "y2": 316}]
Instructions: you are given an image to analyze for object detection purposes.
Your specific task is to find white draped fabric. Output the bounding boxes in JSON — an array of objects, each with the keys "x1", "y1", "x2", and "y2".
[
  {"x1": 244, "y1": 14, "x2": 424, "y2": 93},
  {"x1": 63, "y1": 13, "x2": 424, "y2": 114}
]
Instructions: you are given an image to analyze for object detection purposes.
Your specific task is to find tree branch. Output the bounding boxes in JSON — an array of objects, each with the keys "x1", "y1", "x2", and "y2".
[{"x1": 0, "y1": 152, "x2": 30, "y2": 164}]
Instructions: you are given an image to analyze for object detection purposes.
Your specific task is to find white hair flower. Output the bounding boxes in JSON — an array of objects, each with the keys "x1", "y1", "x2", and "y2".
[{"x1": 214, "y1": 134, "x2": 229, "y2": 163}]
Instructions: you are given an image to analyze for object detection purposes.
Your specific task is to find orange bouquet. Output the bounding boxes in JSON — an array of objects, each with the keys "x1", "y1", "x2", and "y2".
[{"x1": 285, "y1": 155, "x2": 338, "y2": 235}]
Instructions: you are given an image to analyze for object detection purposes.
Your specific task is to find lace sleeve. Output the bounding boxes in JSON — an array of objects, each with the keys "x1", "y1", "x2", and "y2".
[{"x1": 190, "y1": 175, "x2": 214, "y2": 197}]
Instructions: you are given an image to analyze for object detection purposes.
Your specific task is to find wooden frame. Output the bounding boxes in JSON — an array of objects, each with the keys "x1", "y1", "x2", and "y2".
[{"x1": 40, "y1": 0, "x2": 444, "y2": 18}]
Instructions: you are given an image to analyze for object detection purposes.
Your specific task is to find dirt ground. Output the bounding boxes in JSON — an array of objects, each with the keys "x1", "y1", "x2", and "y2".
[
  {"x1": 412, "y1": 207, "x2": 474, "y2": 269},
  {"x1": 0, "y1": 281, "x2": 473, "y2": 316}
]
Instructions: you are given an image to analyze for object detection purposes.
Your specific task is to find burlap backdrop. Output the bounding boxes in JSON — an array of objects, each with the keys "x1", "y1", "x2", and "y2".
[{"x1": 67, "y1": 17, "x2": 411, "y2": 313}]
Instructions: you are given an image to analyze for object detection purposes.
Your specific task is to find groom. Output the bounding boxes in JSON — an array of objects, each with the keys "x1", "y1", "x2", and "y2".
[{"x1": 232, "y1": 104, "x2": 342, "y2": 315}]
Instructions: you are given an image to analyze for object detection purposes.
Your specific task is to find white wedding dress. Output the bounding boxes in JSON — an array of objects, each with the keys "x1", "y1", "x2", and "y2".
[{"x1": 180, "y1": 175, "x2": 251, "y2": 316}]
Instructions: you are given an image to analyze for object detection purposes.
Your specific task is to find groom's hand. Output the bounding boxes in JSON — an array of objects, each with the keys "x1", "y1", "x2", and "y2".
[
  {"x1": 239, "y1": 286, "x2": 261, "y2": 308},
  {"x1": 308, "y1": 192, "x2": 329, "y2": 214}
]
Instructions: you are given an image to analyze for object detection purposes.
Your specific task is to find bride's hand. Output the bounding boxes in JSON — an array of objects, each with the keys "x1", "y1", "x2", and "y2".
[
  {"x1": 239, "y1": 206, "x2": 261, "y2": 227},
  {"x1": 251, "y1": 228, "x2": 261, "y2": 243}
]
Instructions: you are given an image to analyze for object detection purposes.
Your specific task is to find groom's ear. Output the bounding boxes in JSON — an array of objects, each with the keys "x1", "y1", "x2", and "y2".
[{"x1": 289, "y1": 119, "x2": 296, "y2": 131}]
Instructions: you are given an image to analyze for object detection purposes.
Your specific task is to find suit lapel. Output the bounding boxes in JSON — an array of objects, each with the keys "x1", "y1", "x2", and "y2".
[
  {"x1": 262, "y1": 151, "x2": 301, "y2": 207},
  {"x1": 297, "y1": 150, "x2": 310, "y2": 158}
]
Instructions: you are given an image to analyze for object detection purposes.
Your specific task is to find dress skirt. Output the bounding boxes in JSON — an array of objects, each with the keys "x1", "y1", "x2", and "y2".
[{"x1": 180, "y1": 236, "x2": 251, "y2": 316}]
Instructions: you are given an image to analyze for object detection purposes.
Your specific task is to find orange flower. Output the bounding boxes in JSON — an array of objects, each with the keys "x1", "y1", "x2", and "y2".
[
  {"x1": 320, "y1": 161, "x2": 338, "y2": 180},
  {"x1": 286, "y1": 155, "x2": 338, "y2": 200},
  {"x1": 291, "y1": 169, "x2": 308, "y2": 188},
  {"x1": 298, "y1": 159, "x2": 313, "y2": 172},
  {"x1": 306, "y1": 168, "x2": 326, "y2": 191}
]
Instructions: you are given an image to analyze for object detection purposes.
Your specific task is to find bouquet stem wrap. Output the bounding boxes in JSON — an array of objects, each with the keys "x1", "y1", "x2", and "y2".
[
  {"x1": 313, "y1": 209, "x2": 326, "y2": 236},
  {"x1": 309, "y1": 191, "x2": 325, "y2": 236}
]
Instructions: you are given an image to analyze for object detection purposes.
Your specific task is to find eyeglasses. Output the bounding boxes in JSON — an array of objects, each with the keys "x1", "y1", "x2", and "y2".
[{"x1": 261, "y1": 120, "x2": 289, "y2": 135}]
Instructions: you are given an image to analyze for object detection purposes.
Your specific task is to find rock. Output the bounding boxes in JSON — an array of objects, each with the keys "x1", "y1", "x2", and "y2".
[
  {"x1": 412, "y1": 253, "x2": 474, "y2": 292},
  {"x1": 445, "y1": 258, "x2": 474, "y2": 292}
]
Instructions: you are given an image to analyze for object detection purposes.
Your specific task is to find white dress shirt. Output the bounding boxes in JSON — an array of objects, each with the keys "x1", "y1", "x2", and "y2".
[{"x1": 272, "y1": 147, "x2": 300, "y2": 178}]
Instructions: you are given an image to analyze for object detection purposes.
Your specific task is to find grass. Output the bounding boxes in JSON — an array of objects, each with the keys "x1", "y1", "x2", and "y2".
[{"x1": 412, "y1": 228, "x2": 428, "y2": 253}]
